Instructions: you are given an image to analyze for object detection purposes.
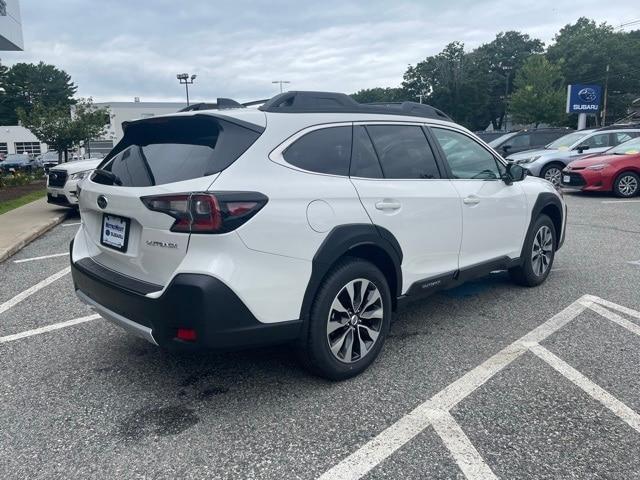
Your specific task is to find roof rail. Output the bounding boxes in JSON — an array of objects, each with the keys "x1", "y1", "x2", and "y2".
[
  {"x1": 596, "y1": 122, "x2": 640, "y2": 131},
  {"x1": 258, "y1": 91, "x2": 451, "y2": 121},
  {"x1": 178, "y1": 98, "x2": 245, "y2": 112}
]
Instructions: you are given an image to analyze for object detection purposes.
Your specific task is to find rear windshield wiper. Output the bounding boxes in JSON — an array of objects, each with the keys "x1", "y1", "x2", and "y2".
[{"x1": 93, "y1": 169, "x2": 123, "y2": 186}]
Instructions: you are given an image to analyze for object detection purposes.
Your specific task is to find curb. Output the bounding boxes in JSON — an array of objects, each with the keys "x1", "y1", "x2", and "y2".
[{"x1": 0, "y1": 210, "x2": 70, "y2": 264}]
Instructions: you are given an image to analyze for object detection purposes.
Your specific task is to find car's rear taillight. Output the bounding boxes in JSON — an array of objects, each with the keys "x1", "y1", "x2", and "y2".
[{"x1": 141, "y1": 192, "x2": 267, "y2": 233}]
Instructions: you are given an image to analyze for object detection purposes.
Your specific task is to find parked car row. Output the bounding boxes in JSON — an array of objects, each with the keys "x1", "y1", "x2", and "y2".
[
  {"x1": 507, "y1": 125, "x2": 640, "y2": 185},
  {"x1": 561, "y1": 137, "x2": 640, "y2": 197}
]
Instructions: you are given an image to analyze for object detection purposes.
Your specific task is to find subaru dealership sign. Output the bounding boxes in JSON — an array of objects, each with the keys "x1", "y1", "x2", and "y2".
[{"x1": 566, "y1": 84, "x2": 602, "y2": 114}]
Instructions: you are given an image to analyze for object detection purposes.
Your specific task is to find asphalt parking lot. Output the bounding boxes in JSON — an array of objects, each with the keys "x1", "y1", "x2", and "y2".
[{"x1": 1, "y1": 192, "x2": 639, "y2": 480}]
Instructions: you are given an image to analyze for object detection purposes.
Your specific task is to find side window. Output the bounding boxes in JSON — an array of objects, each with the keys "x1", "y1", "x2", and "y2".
[
  {"x1": 505, "y1": 134, "x2": 530, "y2": 148},
  {"x1": 366, "y1": 125, "x2": 440, "y2": 179},
  {"x1": 432, "y1": 128, "x2": 501, "y2": 180},
  {"x1": 613, "y1": 132, "x2": 634, "y2": 145},
  {"x1": 580, "y1": 133, "x2": 611, "y2": 149},
  {"x1": 283, "y1": 126, "x2": 352, "y2": 176},
  {"x1": 350, "y1": 126, "x2": 383, "y2": 178},
  {"x1": 533, "y1": 132, "x2": 559, "y2": 146}
]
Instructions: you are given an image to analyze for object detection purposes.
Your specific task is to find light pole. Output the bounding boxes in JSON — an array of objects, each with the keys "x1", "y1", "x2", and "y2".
[
  {"x1": 177, "y1": 73, "x2": 197, "y2": 106},
  {"x1": 272, "y1": 80, "x2": 291, "y2": 93}
]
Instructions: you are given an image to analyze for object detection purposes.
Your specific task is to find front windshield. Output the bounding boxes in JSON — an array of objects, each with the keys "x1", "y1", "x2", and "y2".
[
  {"x1": 547, "y1": 131, "x2": 590, "y2": 150},
  {"x1": 608, "y1": 137, "x2": 640, "y2": 155},
  {"x1": 488, "y1": 132, "x2": 517, "y2": 148}
]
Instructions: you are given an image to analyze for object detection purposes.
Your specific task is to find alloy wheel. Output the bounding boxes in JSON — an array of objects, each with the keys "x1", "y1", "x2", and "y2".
[
  {"x1": 326, "y1": 278, "x2": 384, "y2": 364},
  {"x1": 531, "y1": 225, "x2": 553, "y2": 277},
  {"x1": 544, "y1": 167, "x2": 562, "y2": 186},
  {"x1": 618, "y1": 175, "x2": 638, "y2": 197}
]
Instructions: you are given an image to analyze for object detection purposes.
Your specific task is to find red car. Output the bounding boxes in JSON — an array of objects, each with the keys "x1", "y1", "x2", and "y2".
[{"x1": 562, "y1": 137, "x2": 640, "y2": 197}]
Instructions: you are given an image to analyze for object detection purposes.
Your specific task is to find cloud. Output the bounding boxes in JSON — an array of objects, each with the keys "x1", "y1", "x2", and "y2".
[{"x1": 3, "y1": 0, "x2": 639, "y2": 102}]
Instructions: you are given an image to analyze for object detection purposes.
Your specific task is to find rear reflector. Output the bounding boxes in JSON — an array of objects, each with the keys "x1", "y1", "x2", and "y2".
[
  {"x1": 141, "y1": 192, "x2": 267, "y2": 234},
  {"x1": 176, "y1": 328, "x2": 197, "y2": 341}
]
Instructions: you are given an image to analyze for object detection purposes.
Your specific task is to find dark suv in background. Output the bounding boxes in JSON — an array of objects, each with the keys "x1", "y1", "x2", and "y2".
[{"x1": 488, "y1": 128, "x2": 574, "y2": 157}]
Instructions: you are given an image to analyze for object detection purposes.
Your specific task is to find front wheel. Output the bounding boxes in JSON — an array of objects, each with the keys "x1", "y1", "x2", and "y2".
[
  {"x1": 509, "y1": 214, "x2": 556, "y2": 287},
  {"x1": 613, "y1": 172, "x2": 639, "y2": 198},
  {"x1": 300, "y1": 258, "x2": 392, "y2": 380},
  {"x1": 540, "y1": 164, "x2": 564, "y2": 186}
]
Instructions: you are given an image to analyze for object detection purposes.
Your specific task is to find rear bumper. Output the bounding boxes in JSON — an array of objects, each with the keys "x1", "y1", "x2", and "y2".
[{"x1": 70, "y1": 243, "x2": 302, "y2": 350}]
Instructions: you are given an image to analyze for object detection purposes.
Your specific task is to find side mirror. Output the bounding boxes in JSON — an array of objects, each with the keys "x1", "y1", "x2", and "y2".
[
  {"x1": 576, "y1": 144, "x2": 590, "y2": 154},
  {"x1": 503, "y1": 162, "x2": 527, "y2": 185}
]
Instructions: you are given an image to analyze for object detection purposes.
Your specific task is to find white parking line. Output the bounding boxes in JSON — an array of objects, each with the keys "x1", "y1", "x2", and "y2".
[
  {"x1": 62, "y1": 222, "x2": 81, "y2": 227},
  {"x1": 14, "y1": 253, "x2": 69, "y2": 264},
  {"x1": 0, "y1": 314, "x2": 99, "y2": 344},
  {"x1": 628, "y1": 260, "x2": 640, "y2": 267},
  {"x1": 582, "y1": 300, "x2": 640, "y2": 337},
  {"x1": 0, "y1": 266, "x2": 70, "y2": 315},
  {"x1": 601, "y1": 200, "x2": 640, "y2": 204},
  {"x1": 584, "y1": 294, "x2": 640, "y2": 321},
  {"x1": 318, "y1": 297, "x2": 589, "y2": 480},
  {"x1": 530, "y1": 344, "x2": 640, "y2": 433},
  {"x1": 428, "y1": 409, "x2": 498, "y2": 480}
]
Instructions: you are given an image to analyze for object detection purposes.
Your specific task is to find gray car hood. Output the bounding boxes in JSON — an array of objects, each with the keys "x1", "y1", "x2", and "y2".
[{"x1": 507, "y1": 148, "x2": 570, "y2": 162}]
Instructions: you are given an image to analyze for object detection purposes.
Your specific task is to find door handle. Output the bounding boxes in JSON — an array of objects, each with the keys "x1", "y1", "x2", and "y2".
[
  {"x1": 463, "y1": 195, "x2": 480, "y2": 205},
  {"x1": 375, "y1": 200, "x2": 401, "y2": 211}
]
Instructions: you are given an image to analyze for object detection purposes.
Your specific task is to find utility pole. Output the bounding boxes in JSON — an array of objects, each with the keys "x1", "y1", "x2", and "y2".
[
  {"x1": 272, "y1": 80, "x2": 291, "y2": 93},
  {"x1": 177, "y1": 73, "x2": 197, "y2": 106},
  {"x1": 602, "y1": 64, "x2": 610, "y2": 126}
]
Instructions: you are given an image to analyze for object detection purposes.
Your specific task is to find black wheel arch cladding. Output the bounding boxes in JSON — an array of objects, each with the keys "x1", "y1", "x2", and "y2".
[
  {"x1": 300, "y1": 224, "x2": 403, "y2": 321},
  {"x1": 527, "y1": 192, "x2": 564, "y2": 251}
]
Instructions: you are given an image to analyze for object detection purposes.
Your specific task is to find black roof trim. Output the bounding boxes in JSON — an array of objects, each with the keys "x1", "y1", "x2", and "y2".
[
  {"x1": 258, "y1": 91, "x2": 451, "y2": 121},
  {"x1": 178, "y1": 98, "x2": 246, "y2": 112}
]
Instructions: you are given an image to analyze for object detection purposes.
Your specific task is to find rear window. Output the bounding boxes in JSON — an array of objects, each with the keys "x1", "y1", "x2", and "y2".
[
  {"x1": 96, "y1": 115, "x2": 262, "y2": 187},
  {"x1": 283, "y1": 126, "x2": 352, "y2": 176}
]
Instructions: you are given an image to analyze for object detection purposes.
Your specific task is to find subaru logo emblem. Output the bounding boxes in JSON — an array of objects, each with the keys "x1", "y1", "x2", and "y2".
[
  {"x1": 578, "y1": 87, "x2": 597, "y2": 103},
  {"x1": 97, "y1": 195, "x2": 108, "y2": 209}
]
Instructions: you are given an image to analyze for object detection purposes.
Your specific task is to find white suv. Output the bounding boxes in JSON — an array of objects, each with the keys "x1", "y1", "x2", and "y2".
[
  {"x1": 70, "y1": 91, "x2": 566, "y2": 380},
  {"x1": 47, "y1": 157, "x2": 103, "y2": 208}
]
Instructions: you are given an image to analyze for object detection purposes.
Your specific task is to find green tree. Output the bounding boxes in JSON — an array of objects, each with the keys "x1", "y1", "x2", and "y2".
[
  {"x1": 351, "y1": 87, "x2": 406, "y2": 103},
  {"x1": 18, "y1": 98, "x2": 108, "y2": 163},
  {"x1": 0, "y1": 62, "x2": 77, "y2": 124},
  {"x1": 474, "y1": 31, "x2": 544, "y2": 129},
  {"x1": 547, "y1": 18, "x2": 640, "y2": 124},
  {"x1": 402, "y1": 42, "x2": 492, "y2": 130},
  {"x1": 509, "y1": 56, "x2": 566, "y2": 127}
]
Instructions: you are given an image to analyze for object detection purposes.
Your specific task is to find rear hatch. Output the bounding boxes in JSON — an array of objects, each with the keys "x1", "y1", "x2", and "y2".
[{"x1": 77, "y1": 113, "x2": 264, "y2": 286}]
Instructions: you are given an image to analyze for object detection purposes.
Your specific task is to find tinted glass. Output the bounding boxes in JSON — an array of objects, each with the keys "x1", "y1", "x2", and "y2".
[
  {"x1": 432, "y1": 128, "x2": 501, "y2": 180},
  {"x1": 580, "y1": 133, "x2": 611, "y2": 149},
  {"x1": 488, "y1": 132, "x2": 516, "y2": 147},
  {"x1": 350, "y1": 126, "x2": 383, "y2": 178},
  {"x1": 547, "y1": 131, "x2": 590, "y2": 149},
  {"x1": 283, "y1": 126, "x2": 351, "y2": 176},
  {"x1": 366, "y1": 125, "x2": 440, "y2": 179},
  {"x1": 534, "y1": 132, "x2": 566, "y2": 145},
  {"x1": 609, "y1": 137, "x2": 640, "y2": 154},
  {"x1": 505, "y1": 134, "x2": 530, "y2": 148},
  {"x1": 99, "y1": 116, "x2": 261, "y2": 187},
  {"x1": 613, "y1": 132, "x2": 637, "y2": 145}
]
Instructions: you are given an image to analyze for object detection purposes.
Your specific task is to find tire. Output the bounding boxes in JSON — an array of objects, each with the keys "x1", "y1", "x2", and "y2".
[
  {"x1": 540, "y1": 163, "x2": 564, "y2": 187},
  {"x1": 613, "y1": 172, "x2": 639, "y2": 198},
  {"x1": 299, "y1": 257, "x2": 392, "y2": 380},
  {"x1": 509, "y1": 214, "x2": 556, "y2": 287}
]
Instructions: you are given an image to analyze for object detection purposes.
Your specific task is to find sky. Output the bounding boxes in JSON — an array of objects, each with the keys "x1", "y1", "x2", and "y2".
[{"x1": 3, "y1": 0, "x2": 639, "y2": 103}]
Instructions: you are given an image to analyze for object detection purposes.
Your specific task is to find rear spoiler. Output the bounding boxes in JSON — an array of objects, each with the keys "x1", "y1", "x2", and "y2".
[
  {"x1": 101, "y1": 113, "x2": 265, "y2": 164},
  {"x1": 178, "y1": 98, "x2": 269, "y2": 112}
]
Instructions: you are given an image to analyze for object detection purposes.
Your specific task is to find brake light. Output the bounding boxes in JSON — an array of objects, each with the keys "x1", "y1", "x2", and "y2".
[{"x1": 141, "y1": 192, "x2": 267, "y2": 233}]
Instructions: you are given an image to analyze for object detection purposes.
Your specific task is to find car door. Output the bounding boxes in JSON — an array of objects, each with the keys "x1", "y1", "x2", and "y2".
[
  {"x1": 570, "y1": 132, "x2": 613, "y2": 159},
  {"x1": 430, "y1": 126, "x2": 528, "y2": 269},
  {"x1": 350, "y1": 124, "x2": 462, "y2": 292}
]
